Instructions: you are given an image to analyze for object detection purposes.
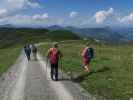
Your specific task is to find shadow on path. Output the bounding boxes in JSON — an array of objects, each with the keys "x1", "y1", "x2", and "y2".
[
  {"x1": 73, "y1": 66, "x2": 110, "y2": 83},
  {"x1": 58, "y1": 78, "x2": 71, "y2": 81},
  {"x1": 50, "y1": 66, "x2": 111, "y2": 83}
]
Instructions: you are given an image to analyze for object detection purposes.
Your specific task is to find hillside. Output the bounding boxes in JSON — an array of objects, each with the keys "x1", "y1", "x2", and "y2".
[
  {"x1": 0, "y1": 28, "x2": 80, "y2": 48},
  {"x1": 65, "y1": 26, "x2": 125, "y2": 43},
  {"x1": 0, "y1": 28, "x2": 49, "y2": 48},
  {"x1": 46, "y1": 25, "x2": 131, "y2": 43},
  {"x1": 0, "y1": 27, "x2": 133, "y2": 100},
  {"x1": 0, "y1": 46, "x2": 21, "y2": 75},
  {"x1": 47, "y1": 25, "x2": 65, "y2": 31},
  {"x1": 39, "y1": 40, "x2": 133, "y2": 100},
  {"x1": 47, "y1": 30, "x2": 80, "y2": 41}
]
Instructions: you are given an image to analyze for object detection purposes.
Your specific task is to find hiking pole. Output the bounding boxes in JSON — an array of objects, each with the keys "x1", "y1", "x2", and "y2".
[
  {"x1": 46, "y1": 57, "x2": 48, "y2": 80},
  {"x1": 60, "y1": 58, "x2": 63, "y2": 80}
]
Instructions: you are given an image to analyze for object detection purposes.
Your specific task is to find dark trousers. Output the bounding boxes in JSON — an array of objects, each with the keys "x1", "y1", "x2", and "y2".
[
  {"x1": 33, "y1": 52, "x2": 37, "y2": 60},
  {"x1": 50, "y1": 63, "x2": 58, "y2": 81},
  {"x1": 26, "y1": 53, "x2": 31, "y2": 61}
]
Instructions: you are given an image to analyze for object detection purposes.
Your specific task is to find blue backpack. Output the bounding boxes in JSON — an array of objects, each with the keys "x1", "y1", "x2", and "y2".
[{"x1": 85, "y1": 47, "x2": 94, "y2": 60}]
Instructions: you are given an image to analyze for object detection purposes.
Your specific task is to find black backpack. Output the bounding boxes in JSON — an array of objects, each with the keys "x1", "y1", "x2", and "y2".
[{"x1": 32, "y1": 47, "x2": 37, "y2": 53}]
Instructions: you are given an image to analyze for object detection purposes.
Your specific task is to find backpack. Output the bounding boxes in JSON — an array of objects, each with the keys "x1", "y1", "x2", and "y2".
[
  {"x1": 50, "y1": 48, "x2": 59, "y2": 64},
  {"x1": 32, "y1": 47, "x2": 37, "y2": 53},
  {"x1": 85, "y1": 47, "x2": 94, "y2": 60}
]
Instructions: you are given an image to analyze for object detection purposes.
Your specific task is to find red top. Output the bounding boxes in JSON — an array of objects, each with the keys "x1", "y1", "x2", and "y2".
[
  {"x1": 48, "y1": 48, "x2": 60, "y2": 64},
  {"x1": 81, "y1": 47, "x2": 90, "y2": 65}
]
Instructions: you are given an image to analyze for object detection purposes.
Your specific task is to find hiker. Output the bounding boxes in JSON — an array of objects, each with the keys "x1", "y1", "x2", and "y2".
[
  {"x1": 32, "y1": 44, "x2": 37, "y2": 60},
  {"x1": 24, "y1": 44, "x2": 31, "y2": 61},
  {"x1": 47, "y1": 42, "x2": 62, "y2": 81},
  {"x1": 81, "y1": 43, "x2": 94, "y2": 73}
]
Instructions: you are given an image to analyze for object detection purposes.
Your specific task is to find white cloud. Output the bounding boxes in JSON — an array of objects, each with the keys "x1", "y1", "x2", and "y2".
[
  {"x1": 1, "y1": 13, "x2": 49, "y2": 25},
  {"x1": 13, "y1": 14, "x2": 32, "y2": 20},
  {"x1": 27, "y1": 1, "x2": 41, "y2": 8},
  {"x1": 7, "y1": 0, "x2": 25, "y2": 10},
  {"x1": 69, "y1": 11, "x2": 78, "y2": 18},
  {"x1": 118, "y1": 12, "x2": 133, "y2": 23},
  {"x1": 7, "y1": 0, "x2": 41, "y2": 10},
  {"x1": 0, "y1": 0, "x2": 41, "y2": 19},
  {"x1": 3, "y1": 13, "x2": 66, "y2": 27},
  {"x1": 33, "y1": 13, "x2": 48, "y2": 20},
  {"x1": 0, "y1": 9, "x2": 8, "y2": 18},
  {"x1": 94, "y1": 8, "x2": 114, "y2": 24}
]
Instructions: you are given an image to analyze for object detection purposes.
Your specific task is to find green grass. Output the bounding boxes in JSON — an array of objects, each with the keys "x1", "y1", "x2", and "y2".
[
  {"x1": 0, "y1": 28, "x2": 79, "y2": 76},
  {"x1": 47, "y1": 30, "x2": 80, "y2": 41},
  {"x1": 39, "y1": 40, "x2": 133, "y2": 100},
  {"x1": 0, "y1": 27, "x2": 132, "y2": 99},
  {"x1": 0, "y1": 28, "x2": 80, "y2": 48},
  {"x1": 0, "y1": 46, "x2": 21, "y2": 75},
  {"x1": 0, "y1": 28, "x2": 49, "y2": 48}
]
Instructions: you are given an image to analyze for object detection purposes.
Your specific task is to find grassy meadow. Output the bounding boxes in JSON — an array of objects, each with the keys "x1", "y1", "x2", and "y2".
[
  {"x1": 0, "y1": 46, "x2": 22, "y2": 75},
  {"x1": 0, "y1": 28, "x2": 79, "y2": 75},
  {"x1": 39, "y1": 40, "x2": 133, "y2": 100},
  {"x1": 0, "y1": 27, "x2": 133, "y2": 99}
]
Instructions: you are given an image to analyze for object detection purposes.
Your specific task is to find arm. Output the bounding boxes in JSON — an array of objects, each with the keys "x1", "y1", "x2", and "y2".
[
  {"x1": 79, "y1": 48, "x2": 84, "y2": 56},
  {"x1": 59, "y1": 50, "x2": 63, "y2": 58},
  {"x1": 47, "y1": 49, "x2": 51, "y2": 59},
  {"x1": 81, "y1": 48, "x2": 86, "y2": 57}
]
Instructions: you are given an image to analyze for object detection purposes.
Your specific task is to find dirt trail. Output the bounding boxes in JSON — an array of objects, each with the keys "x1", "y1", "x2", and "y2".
[{"x1": 0, "y1": 52, "x2": 95, "y2": 100}]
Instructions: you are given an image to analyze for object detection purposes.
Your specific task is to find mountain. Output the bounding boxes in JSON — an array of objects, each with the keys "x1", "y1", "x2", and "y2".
[
  {"x1": 65, "y1": 26, "x2": 125, "y2": 43},
  {"x1": 47, "y1": 25, "x2": 64, "y2": 31},
  {"x1": 44, "y1": 25, "x2": 133, "y2": 43},
  {"x1": 0, "y1": 28, "x2": 80, "y2": 48},
  {"x1": 112, "y1": 27, "x2": 133, "y2": 42},
  {"x1": 47, "y1": 30, "x2": 80, "y2": 41},
  {"x1": 1, "y1": 24, "x2": 133, "y2": 43},
  {"x1": 0, "y1": 28, "x2": 49, "y2": 48},
  {"x1": 45, "y1": 25, "x2": 127, "y2": 43},
  {"x1": 0, "y1": 24, "x2": 14, "y2": 28}
]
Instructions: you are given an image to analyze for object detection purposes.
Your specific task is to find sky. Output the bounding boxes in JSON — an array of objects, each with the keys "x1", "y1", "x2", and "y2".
[{"x1": 0, "y1": 0, "x2": 133, "y2": 27}]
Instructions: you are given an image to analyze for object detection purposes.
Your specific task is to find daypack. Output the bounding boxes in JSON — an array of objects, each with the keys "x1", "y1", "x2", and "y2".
[
  {"x1": 85, "y1": 47, "x2": 94, "y2": 60},
  {"x1": 25, "y1": 47, "x2": 31, "y2": 54},
  {"x1": 32, "y1": 47, "x2": 37, "y2": 53},
  {"x1": 50, "y1": 48, "x2": 59, "y2": 64}
]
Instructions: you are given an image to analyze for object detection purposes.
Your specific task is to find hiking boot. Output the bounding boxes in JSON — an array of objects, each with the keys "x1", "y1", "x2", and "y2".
[{"x1": 55, "y1": 78, "x2": 58, "y2": 81}]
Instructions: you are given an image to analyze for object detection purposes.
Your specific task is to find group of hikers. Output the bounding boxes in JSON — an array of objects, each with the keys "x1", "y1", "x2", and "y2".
[
  {"x1": 24, "y1": 44, "x2": 38, "y2": 61},
  {"x1": 24, "y1": 42, "x2": 94, "y2": 81}
]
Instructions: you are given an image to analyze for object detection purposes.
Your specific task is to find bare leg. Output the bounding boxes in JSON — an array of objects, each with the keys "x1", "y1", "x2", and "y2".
[{"x1": 84, "y1": 64, "x2": 91, "y2": 73}]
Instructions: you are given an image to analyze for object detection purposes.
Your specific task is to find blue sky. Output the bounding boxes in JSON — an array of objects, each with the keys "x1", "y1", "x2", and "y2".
[{"x1": 0, "y1": 0, "x2": 133, "y2": 27}]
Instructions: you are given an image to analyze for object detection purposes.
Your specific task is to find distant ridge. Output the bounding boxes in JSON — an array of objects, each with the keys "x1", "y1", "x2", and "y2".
[
  {"x1": 1, "y1": 24, "x2": 133, "y2": 43},
  {"x1": 0, "y1": 27, "x2": 80, "y2": 48},
  {"x1": 0, "y1": 24, "x2": 14, "y2": 28},
  {"x1": 46, "y1": 25, "x2": 64, "y2": 30}
]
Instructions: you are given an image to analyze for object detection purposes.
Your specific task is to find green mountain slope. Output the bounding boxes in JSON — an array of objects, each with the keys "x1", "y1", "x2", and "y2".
[
  {"x1": 0, "y1": 28, "x2": 49, "y2": 48},
  {"x1": 39, "y1": 40, "x2": 133, "y2": 100},
  {"x1": 47, "y1": 30, "x2": 80, "y2": 41},
  {"x1": 0, "y1": 28, "x2": 80, "y2": 48}
]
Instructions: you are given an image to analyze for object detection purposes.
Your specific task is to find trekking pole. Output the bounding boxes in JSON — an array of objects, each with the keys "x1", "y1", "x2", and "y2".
[
  {"x1": 46, "y1": 57, "x2": 48, "y2": 80},
  {"x1": 60, "y1": 58, "x2": 63, "y2": 79}
]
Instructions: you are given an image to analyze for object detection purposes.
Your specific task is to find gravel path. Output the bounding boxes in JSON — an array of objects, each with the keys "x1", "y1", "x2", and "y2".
[{"x1": 0, "y1": 52, "x2": 96, "y2": 100}]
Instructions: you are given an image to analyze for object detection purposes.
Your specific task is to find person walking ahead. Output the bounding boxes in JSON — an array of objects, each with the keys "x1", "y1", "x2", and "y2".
[
  {"x1": 24, "y1": 44, "x2": 31, "y2": 61},
  {"x1": 32, "y1": 44, "x2": 37, "y2": 60},
  {"x1": 81, "y1": 43, "x2": 94, "y2": 73},
  {"x1": 47, "y1": 42, "x2": 62, "y2": 81}
]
